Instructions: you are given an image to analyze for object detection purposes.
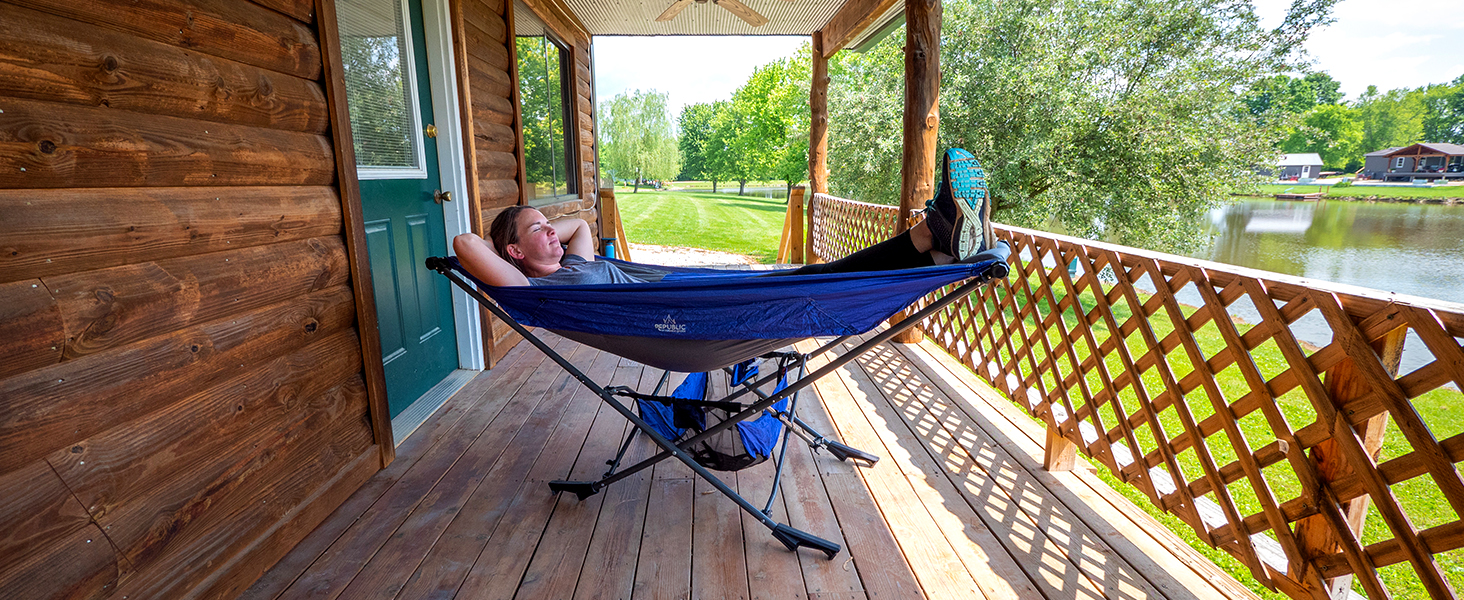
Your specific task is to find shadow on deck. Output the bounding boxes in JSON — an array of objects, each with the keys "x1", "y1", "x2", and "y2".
[{"x1": 242, "y1": 331, "x2": 1260, "y2": 600}]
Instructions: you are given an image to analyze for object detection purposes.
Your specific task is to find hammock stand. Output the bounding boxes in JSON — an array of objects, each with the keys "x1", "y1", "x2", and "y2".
[{"x1": 425, "y1": 245, "x2": 1010, "y2": 559}]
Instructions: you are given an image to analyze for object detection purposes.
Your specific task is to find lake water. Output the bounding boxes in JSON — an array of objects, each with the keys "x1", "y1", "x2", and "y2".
[{"x1": 1190, "y1": 197, "x2": 1464, "y2": 378}]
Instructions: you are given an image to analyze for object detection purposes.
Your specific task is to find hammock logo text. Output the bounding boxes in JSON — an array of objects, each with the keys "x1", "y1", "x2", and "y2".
[{"x1": 655, "y1": 315, "x2": 686, "y2": 334}]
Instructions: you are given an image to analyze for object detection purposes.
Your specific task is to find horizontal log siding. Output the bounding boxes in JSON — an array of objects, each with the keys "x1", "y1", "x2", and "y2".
[
  {"x1": 454, "y1": 0, "x2": 597, "y2": 365},
  {"x1": 0, "y1": 1, "x2": 377, "y2": 599}
]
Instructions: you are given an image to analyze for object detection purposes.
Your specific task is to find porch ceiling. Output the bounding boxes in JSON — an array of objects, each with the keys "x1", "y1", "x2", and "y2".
[{"x1": 562, "y1": 0, "x2": 892, "y2": 40}]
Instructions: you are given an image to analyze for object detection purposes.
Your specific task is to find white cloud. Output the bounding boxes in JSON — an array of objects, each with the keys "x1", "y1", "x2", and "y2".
[
  {"x1": 1253, "y1": 0, "x2": 1464, "y2": 97},
  {"x1": 593, "y1": 36, "x2": 809, "y2": 119}
]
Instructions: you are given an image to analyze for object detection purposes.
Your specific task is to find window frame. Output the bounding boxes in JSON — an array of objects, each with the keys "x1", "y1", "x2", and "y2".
[{"x1": 512, "y1": 1, "x2": 580, "y2": 206}]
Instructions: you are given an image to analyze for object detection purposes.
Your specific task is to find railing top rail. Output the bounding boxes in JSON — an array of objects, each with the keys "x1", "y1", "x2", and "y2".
[{"x1": 999, "y1": 223, "x2": 1464, "y2": 332}]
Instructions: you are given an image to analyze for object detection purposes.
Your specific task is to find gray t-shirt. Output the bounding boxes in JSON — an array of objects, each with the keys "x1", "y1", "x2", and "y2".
[{"x1": 529, "y1": 254, "x2": 646, "y2": 286}]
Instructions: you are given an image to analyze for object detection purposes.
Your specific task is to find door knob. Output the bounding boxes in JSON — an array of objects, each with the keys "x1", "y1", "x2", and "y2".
[{"x1": 433, "y1": 189, "x2": 452, "y2": 204}]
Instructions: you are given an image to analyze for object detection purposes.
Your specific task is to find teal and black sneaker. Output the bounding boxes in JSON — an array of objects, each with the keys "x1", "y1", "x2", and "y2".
[{"x1": 923, "y1": 148, "x2": 993, "y2": 261}]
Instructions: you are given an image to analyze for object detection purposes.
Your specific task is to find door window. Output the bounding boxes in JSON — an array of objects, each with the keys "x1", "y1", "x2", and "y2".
[
  {"x1": 337, "y1": 0, "x2": 428, "y2": 179},
  {"x1": 515, "y1": 0, "x2": 578, "y2": 203}
]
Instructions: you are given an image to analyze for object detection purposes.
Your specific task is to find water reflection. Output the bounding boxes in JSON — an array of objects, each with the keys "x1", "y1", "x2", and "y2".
[
  {"x1": 1197, "y1": 198, "x2": 1464, "y2": 379},
  {"x1": 1205, "y1": 198, "x2": 1464, "y2": 303}
]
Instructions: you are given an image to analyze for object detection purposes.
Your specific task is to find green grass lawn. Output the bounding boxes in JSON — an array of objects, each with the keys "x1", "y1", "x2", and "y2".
[
  {"x1": 1241, "y1": 183, "x2": 1464, "y2": 200},
  {"x1": 615, "y1": 190, "x2": 788, "y2": 262}
]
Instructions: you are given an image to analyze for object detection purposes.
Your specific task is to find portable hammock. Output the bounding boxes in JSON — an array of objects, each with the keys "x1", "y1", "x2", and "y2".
[{"x1": 425, "y1": 244, "x2": 1010, "y2": 559}]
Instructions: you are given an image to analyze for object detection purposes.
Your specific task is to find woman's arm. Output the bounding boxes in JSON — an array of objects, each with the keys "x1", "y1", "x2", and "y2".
[
  {"x1": 552, "y1": 217, "x2": 596, "y2": 261},
  {"x1": 452, "y1": 233, "x2": 530, "y2": 287}
]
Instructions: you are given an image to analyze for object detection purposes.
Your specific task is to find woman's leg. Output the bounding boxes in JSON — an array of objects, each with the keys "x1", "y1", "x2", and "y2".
[{"x1": 789, "y1": 222, "x2": 936, "y2": 275}]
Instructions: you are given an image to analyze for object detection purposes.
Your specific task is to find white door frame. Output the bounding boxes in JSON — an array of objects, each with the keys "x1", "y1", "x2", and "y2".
[{"x1": 419, "y1": 0, "x2": 485, "y2": 371}]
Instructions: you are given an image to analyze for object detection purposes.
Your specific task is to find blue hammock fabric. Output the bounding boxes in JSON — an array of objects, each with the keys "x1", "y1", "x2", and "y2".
[{"x1": 453, "y1": 253, "x2": 1006, "y2": 342}]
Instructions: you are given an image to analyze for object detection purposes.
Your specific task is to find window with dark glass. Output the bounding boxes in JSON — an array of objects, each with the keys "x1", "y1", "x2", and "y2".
[
  {"x1": 515, "y1": 1, "x2": 577, "y2": 202},
  {"x1": 337, "y1": 0, "x2": 426, "y2": 178}
]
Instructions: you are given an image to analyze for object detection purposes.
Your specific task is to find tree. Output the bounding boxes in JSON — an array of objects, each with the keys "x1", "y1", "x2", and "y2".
[
  {"x1": 1354, "y1": 85, "x2": 1424, "y2": 153},
  {"x1": 677, "y1": 102, "x2": 716, "y2": 182},
  {"x1": 1281, "y1": 104, "x2": 1364, "y2": 170},
  {"x1": 729, "y1": 58, "x2": 812, "y2": 195},
  {"x1": 599, "y1": 89, "x2": 680, "y2": 192},
  {"x1": 1245, "y1": 72, "x2": 1345, "y2": 117},
  {"x1": 1421, "y1": 75, "x2": 1464, "y2": 144},
  {"x1": 822, "y1": 0, "x2": 1338, "y2": 253}
]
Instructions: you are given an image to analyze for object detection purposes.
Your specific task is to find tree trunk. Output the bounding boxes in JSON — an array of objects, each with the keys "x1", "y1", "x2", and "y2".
[
  {"x1": 738, "y1": 179, "x2": 746, "y2": 195},
  {"x1": 809, "y1": 31, "x2": 830, "y2": 196},
  {"x1": 711, "y1": 179, "x2": 717, "y2": 193}
]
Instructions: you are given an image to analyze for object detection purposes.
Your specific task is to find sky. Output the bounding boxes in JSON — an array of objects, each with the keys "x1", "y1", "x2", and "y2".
[{"x1": 592, "y1": 0, "x2": 1464, "y2": 115}]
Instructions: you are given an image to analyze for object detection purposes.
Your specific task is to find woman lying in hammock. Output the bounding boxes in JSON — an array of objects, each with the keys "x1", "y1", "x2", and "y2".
[{"x1": 454, "y1": 149, "x2": 995, "y2": 288}]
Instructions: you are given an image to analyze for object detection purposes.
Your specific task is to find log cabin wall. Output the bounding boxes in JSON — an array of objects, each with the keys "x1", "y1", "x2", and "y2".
[
  {"x1": 0, "y1": 0, "x2": 382, "y2": 598},
  {"x1": 453, "y1": 0, "x2": 599, "y2": 365}
]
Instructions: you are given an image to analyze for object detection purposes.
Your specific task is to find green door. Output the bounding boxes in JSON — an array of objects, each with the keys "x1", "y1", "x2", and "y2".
[{"x1": 337, "y1": 0, "x2": 458, "y2": 419}]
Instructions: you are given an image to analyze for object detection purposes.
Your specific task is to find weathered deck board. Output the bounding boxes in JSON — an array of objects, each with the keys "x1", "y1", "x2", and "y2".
[{"x1": 250, "y1": 335, "x2": 1262, "y2": 600}]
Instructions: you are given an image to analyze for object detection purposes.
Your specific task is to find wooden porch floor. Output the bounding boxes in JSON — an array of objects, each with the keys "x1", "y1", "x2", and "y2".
[{"x1": 242, "y1": 331, "x2": 1260, "y2": 600}]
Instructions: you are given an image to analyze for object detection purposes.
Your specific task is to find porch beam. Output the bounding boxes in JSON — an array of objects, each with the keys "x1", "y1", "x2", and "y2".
[{"x1": 819, "y1": 0, "x2": 900, "y2": 57}]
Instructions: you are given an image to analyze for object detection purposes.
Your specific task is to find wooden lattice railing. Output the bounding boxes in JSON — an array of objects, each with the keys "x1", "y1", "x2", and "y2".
[{"x1": 805, "y1": 192, "x2": 1464, "y2": 600}]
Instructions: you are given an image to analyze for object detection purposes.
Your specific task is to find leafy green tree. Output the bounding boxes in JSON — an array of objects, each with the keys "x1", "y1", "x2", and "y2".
[
  {"x1": 1421, "y1": 75, "x2": 1464, "y2": 144},
  {"x1": 1354, "y1": 85, "x2": 1424, "y2": 153},
  {"x1": 731, "y1": 58, "x2": 812, "y2": 195},
  {"x1": 821, "y1": 0, "x2": 1337, "y2": 252},
  {"x1": 677, "y1": 102, "x2": 717, "y2": 181},
  {"x1": 1281, "y1": 104, "x2": 1363, "y2": 170},
  {"x1": 1245, "y1": 72, "x2": 1345, "y2": 117},
  {"x1": 599, "y1": 89, "x2": 680, "y2": 192}
]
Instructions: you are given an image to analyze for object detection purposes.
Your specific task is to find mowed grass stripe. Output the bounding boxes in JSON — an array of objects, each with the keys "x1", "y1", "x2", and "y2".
[{"x1": 616, "y1": 191, "x2": 789, "y2": 263}]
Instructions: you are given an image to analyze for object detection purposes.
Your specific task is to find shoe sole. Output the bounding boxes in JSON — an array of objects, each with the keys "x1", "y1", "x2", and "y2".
[{"x1": 944, "y1": 149, "x2": 990, "y2": 259}]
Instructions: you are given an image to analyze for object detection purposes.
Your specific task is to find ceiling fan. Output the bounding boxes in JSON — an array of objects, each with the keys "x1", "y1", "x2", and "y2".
[{"x1": 656, "y1": 0, "x2": 782, "y2": 28}]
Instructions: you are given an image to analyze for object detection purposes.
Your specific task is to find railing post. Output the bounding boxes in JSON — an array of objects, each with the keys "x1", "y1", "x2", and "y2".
[
  {"x1": 598, "y1": 187, "x2": 630, "y2": 262},
  {"x1": 1044, "y1": 426, "x2": 1077, "y2": 472},
  {"x1": 1295, "y1": 325, "x2": 1407, "y2": 598},
  {"x1": 778, "y1": 187, "x2": 807, "y2": 264}
]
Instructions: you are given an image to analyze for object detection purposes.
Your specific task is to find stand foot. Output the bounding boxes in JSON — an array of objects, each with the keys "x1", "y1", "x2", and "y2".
[
  {"x1": 548, "y1": 480, "x2": 603, "y2": 501},
  {"x1": 771, "y1": 523, "x2": 841, "y2": 559},
  {"x1": 825, "y1": 440, "x2": 880, "y2": 466}
]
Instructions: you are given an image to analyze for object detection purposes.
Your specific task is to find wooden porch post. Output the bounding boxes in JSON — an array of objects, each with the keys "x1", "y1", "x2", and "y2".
[
  {"x1": 809, "y1": 31, "x2": 830, "y2": 197},
  {"x1": 1295, "y1": 325, "x2": 1407, "y2": 598},
  {"x1": 890, "y1": 0, "x2": 940, "y2": 343}
]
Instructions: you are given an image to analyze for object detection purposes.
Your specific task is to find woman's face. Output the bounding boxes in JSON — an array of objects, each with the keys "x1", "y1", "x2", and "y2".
[{"x1": 507, "y1": 209, "x2": 563, "y2": 265}]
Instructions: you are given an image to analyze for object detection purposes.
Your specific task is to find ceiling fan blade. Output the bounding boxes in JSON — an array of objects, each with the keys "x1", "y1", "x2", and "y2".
[
  {"x1": 715, "y1": 0, "x2": 769, "y2": 27},
  {"x1": 655, "y1": 0, "x2": 694, "y2": 21}
]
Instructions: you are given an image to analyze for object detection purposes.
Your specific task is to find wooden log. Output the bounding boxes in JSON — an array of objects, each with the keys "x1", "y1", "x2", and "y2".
[
  {"x1": 49, "y1": 329, "x2": 362, "y2": 536},
  {"x1": 466, "y1": 54, "x2": 512, "y2": 92},
  {"x1": 475, "y1": 150, "x2": 518, "y2": 180},
  {"x1": 461, "y1": 0, "x2": 506, "y2": 39},
  {"x1": 473, "y1": 93, "x2": 515, "y2": 125},
  {"x1": 462, "y1": 0, "x2": 506, "y2": 22},
  {"x1": 0, "y1": 186, "x2": 342, "y2": 283},
  {"x1": 44, "y1": 236, "x2": 350, "y2": 359},
  {"x1": 0, "y1": 4, "x2": 328, "y2": 134},
  {"x1": 78, "y1": 333, "x2": 364, "y2": 571},
  {"x1": 12, "y1": 0, "x2": 322, "y2": 80},
  {"x1": 250, "y1": 0, "x2": 316, "y2": 24},
  {"x1": 473, "y1": 122, "x2": 516, "y2": 153},
  {"x1": 0, "y1": 279, "x2": 64, "y2": 381},
  {"x1": 461, "y1": 21, "x2": 510, "y2": 71},
  {"x1": 109, "y1": 378, "x2": 372, "y2": 599},
  {"x1": 0, "y1": 284, "x2": 357, "y2": 475},
  {"x1": 314, "y1": 0, "x2": 392, "y2": 468},
  {"x1": 0, "y1": 98, "x2": 336, "y2": 189},
  {"x1": 0, "y1": 522, "x2": 119, "y2": 600},
  {"x1": 809, "y1": 31, "x2": 830, "y2": 196},
  {"x1": 0, "y1": 458, "x2": 93, "y2": 569},
  {"x1": 477, "y1": 178, "x2": 519, "y2": 206},
  {"x1": 192, "y1": 444, "x2": 376, "y2": 600},
  {"x1": 890, "y1": 0, "x2": 941, "y2": 344}
]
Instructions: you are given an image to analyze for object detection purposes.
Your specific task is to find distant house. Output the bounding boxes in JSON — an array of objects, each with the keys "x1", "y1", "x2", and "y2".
[
  {"x1": 1277, "y1": 153, "x2": 1324, "y2": 180},
  {"x1": 1359, "y1": 143, "x2": 1464, "y2": 181}
]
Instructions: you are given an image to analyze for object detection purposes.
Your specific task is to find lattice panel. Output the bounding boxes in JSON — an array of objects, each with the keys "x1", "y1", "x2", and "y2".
[
  {"x1": 808, "y1": 193, "x2": 900, "y2": 262},
  {"x1": 808, "y1": 194, "x2": 1464, "y2": 600}
]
